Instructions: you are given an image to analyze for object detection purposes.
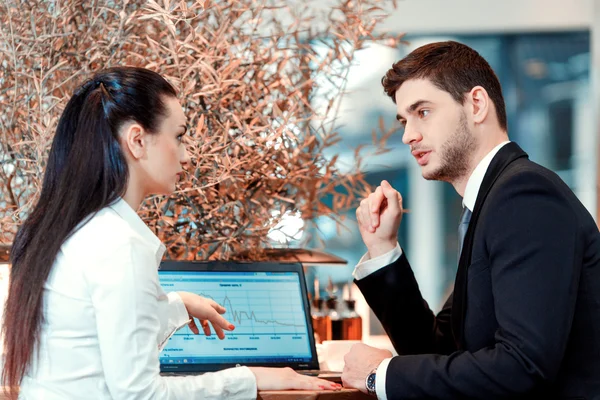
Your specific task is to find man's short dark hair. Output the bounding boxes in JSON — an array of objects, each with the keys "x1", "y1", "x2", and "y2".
[{"x1": 382, "y1": 41, "x2": 507, "y2": 131}]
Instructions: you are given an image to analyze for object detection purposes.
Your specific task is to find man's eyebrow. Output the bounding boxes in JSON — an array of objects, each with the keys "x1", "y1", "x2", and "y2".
[{"x1": 397, "y1": 100, "x2": 431, "y2": 121}]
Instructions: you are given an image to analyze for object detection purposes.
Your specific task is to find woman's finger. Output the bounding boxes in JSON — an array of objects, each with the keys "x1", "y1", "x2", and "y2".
[
  {"x1": 213, "y1": 323, "x2": 226, "y2": 340},
  {"x1": 208, "y1": 298, "x2": 227, "y2": 314},
  {"x1": 209, "y1": 312, "x2": 235, "y2": 332},
  {"x1": 201, "y1": 320, "x2": 211, "y2": 336},
  {"x1": 188, "y1": 318, "x2": 200, "y2": 335},
  {"x1": 298, "y1": 376, "x2": 341, "y2": 391}
]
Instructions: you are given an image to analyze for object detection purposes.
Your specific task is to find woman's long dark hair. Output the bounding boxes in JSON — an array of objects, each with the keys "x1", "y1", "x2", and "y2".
[{"x1": 2, "y1": 66, "x2": 176, "y2": 396}]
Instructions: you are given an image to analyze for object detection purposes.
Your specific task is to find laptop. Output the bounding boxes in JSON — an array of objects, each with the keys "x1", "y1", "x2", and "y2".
[{"x1": 157, "y1": 260, "x2": 342, "y2": 382}]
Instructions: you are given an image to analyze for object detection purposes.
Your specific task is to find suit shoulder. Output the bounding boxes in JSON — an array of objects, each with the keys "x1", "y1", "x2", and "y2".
[
  {"x1": 503, "y1": 158, "x2": 562, "y2": 181},
  {"x1": 496, "y1": 158, "x2": 573, "y2": 196},
  {"x1": 487, "y1": 158, "x2": 594, "y2": 226}
]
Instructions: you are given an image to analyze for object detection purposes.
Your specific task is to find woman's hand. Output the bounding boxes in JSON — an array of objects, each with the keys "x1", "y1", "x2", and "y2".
[
  {"x1": 249, "y1": 367, "x2": 342, "y2": 391},
  {"x1": 177, "y1": 291, "x2": 234, "y2": 339}
]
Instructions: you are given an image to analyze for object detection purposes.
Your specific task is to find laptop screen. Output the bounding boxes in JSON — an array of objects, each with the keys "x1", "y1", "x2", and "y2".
[{"x1": 158, "y1": 261, "x2": 319, "y2": 373}]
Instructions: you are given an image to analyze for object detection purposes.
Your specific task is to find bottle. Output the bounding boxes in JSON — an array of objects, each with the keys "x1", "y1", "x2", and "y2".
[
  {"x1": 326, "y1": 297, "x2": 343, "y2": 340},
  {"x1": 311, "y1": 297, "x2": 331, "y2": 343},
  {"x1": 340, "y1": 299, "x2": 362, "y2": 340}
]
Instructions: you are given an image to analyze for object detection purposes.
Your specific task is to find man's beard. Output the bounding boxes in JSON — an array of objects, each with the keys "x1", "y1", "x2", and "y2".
[{"x1": 424, "y1": 112, "x2": 477, "y2": 182}]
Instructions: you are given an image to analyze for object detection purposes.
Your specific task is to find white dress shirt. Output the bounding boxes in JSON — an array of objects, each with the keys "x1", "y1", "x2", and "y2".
[
  {"x1": 19, "y1": 198, "x2": 257, "y2": 400},
  {"x1": 352, "y1": 141, "x2": 510, "y2": 400}
]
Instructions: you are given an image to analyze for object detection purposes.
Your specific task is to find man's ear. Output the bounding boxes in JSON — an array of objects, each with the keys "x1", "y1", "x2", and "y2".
[
  {"x1": 467, "y1": 85, "x2": 490, "y2": 125},
  {"x1": 121, "y1": 122, "x2": 147, "y2": 160}
]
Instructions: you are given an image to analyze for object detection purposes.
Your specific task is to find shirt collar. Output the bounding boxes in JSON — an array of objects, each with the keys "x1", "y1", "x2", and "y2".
[
  {"x1": 109, "y1": 198, "x2": 165, "y2": 262},
  {"x1": 463, "y1": 141, "x2": 511, "y2": 211}
]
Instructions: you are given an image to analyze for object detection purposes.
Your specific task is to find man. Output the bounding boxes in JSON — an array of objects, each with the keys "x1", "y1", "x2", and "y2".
[{"x1": 341, "y1": 41, "x2": 600, "y2": 399}]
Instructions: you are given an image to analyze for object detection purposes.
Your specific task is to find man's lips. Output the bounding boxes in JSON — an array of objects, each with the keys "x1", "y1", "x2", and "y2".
[{"x1": 411, "y1": 150, "x2": 431, "y2": 166}]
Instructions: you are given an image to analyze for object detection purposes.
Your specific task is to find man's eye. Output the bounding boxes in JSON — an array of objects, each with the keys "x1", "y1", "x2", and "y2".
[{"x1": 419, "y1": 110, "x2": 430, "y2": 118}]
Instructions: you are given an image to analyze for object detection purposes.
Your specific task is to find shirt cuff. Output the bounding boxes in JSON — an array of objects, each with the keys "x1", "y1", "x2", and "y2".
[
  {"x1": 217, "y1": 366, "x2": 258, "y2": 399},
  {"x1": 352, "y1": 243, "x2": 402, "y2": 280},
  {"x1": 167, "y1": 291, "x2": 191, "y2": 327},
  {"x1": 179, "y1": 365, "x2": 257, "y2": 400},
  {"x1": 375, "y1": 357, "x2": 392, "y2": 400},
  {"x1": 158, "y1": 292, "x2": 192, "y2": 351}
]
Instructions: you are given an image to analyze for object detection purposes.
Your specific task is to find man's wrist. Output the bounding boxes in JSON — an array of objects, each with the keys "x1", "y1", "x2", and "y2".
[
  {"x1": 367, "y1": 241, "x2": 397, "y2": 259},
  {"x1": 365, "y1": 367, "x2": 377, "y2": 396}
]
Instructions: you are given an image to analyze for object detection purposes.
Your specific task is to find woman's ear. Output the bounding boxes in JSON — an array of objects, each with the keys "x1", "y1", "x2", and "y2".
[{"x1": 121, "y1": 122, "x2": 147, "y2": 160}]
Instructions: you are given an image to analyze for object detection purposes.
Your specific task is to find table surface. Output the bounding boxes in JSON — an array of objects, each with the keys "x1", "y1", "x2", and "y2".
[
  {"x1": 0, "y1": 388, "x2": 370, "y2": 400},
  {"x1": 258, "y1": 388, "x2": 371, "y2": 400}
]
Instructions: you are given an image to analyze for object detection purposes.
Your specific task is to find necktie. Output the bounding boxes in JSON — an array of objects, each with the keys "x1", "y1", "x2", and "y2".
[{"x1": 458, "y1": 207, "x2": 472, "y2": 258}]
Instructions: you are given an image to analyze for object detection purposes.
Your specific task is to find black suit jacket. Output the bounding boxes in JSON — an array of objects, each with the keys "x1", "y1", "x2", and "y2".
[{"x1": 355, "y1": 143, "x2": 600, "y2": 399}]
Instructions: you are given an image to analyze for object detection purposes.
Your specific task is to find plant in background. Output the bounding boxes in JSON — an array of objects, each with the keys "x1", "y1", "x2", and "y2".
[{"x1": 0, "y1": 0, "x2": 403, "y2": 260}]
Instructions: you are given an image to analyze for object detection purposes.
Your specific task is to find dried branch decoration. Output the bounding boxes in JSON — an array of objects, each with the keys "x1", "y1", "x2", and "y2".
[{"x1": 0, "y1": 0, "x2": 403, "y2": 260}]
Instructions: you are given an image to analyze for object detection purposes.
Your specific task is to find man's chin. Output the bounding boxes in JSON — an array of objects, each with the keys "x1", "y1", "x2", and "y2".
[
  {"x1": 421, "y1": 166, "x2": 446, "y2": 182},
  {"x1": 420, "y1": 165, "x2": 437, "y2": 180}
]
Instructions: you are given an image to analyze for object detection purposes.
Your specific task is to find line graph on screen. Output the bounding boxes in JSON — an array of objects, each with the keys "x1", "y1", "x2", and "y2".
[{"x1": 169, "y1": 285, "x2": 308, "y2": 337}]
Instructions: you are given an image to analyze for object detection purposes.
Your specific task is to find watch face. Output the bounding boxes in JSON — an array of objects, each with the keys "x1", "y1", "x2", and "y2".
[{"x1": 367, "y1": 372, "x2": 376, "y2": 391}]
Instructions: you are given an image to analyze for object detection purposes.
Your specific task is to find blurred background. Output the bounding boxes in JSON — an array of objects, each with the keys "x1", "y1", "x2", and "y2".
[
  {"x1": 1, "y1": 0, "x2": 598, "y2": 351},
  {"x1": 280, "y1": 0, "x2": 600, "y2": 342}
]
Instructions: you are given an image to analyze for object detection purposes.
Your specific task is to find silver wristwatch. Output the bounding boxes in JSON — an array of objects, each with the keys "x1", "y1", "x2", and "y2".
[{"x1": 365, "y1": 368, "x2": 377, "y2": 396}]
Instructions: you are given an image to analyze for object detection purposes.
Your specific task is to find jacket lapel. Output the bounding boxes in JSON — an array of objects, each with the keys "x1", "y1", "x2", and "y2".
[{"x1": 451, "y1": 142, "x2": 529, "y2": 348}]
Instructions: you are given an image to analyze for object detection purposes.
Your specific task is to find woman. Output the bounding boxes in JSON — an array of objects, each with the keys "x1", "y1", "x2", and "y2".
[{"x1": 2, "y1": 67, "x2": 340, "y2": 399}]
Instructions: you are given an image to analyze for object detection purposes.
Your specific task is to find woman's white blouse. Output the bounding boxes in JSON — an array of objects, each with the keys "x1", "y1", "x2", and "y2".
[{"x1": 19, "y1": 199, "x2": 257, "y2": 399}]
